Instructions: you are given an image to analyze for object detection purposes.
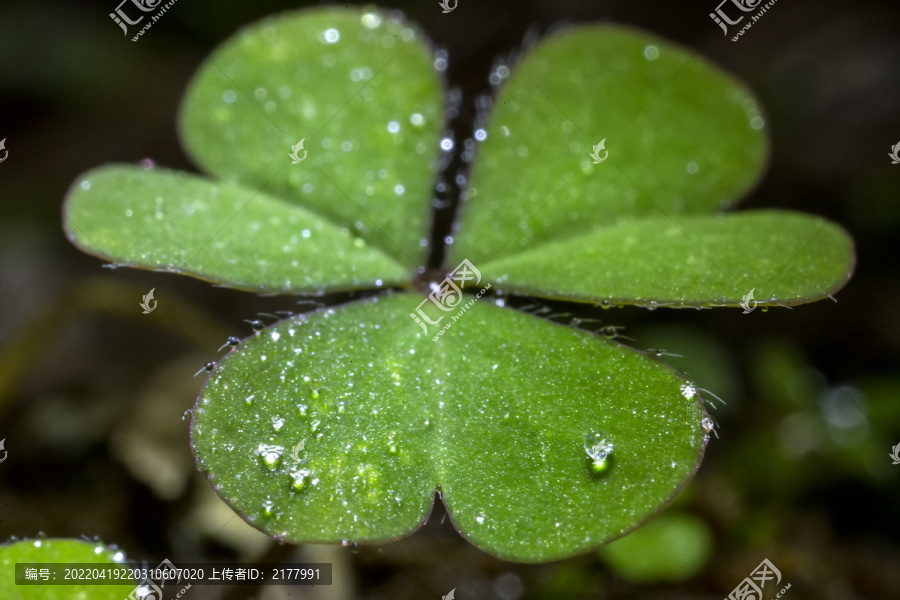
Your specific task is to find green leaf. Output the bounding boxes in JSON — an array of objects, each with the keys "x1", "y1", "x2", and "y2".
[
  {"x1": 64, "y1": 165, "x2": 408, "y2": 293},
  {"x1": 598, "y1": 513, "x2": 712, "y2": 582},
  {"x1": 469, "y1": 211, "x2": 854, "y2": 306},
  {"x1": 450, "y1": 24, "x2": 767, "y2": 265},
  {"x1": 191, "y1": 293, "x2": 707, "y2": 562},
  {"x1": 0, "y1": 539, "x2": 135, "y2": 600},
  {"x1": 179, "y1": 7, "x2": 445, "y2": 265}
]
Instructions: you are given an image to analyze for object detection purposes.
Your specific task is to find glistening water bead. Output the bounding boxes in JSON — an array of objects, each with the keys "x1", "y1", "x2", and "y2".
[
  {"x1": 291, "y1": 468, "x2": 311, "y2": 491},
  {"x1": 584, "y1": 432, "x2": 613, "y2": 473},
  {"x1": 258, "y1": 444, "x2": 284, "y2": 470}
]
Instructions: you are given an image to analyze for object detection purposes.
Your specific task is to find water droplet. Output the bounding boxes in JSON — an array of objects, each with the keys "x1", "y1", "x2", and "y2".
[
  {"x1": 600, "y1": 300, "x2": 611, "y2": 309},
  {"x1": 681, "y1": 382, "x2": 697, "y2": 399},
  {"x1": 361, "y1": 12, "x2": 382, "y2": 29},
  {"x1": 141, "y1": 158, "x2": 155, "y2": 169},
  {"x1": 643, "y1": 45, "x2": 660, "y2": 60},
  {"x1": 701, "y1": 417, "x2": 715, "y2": 434},
  {"x1": 219, "y1": 336, "x2": 241, "y2": 351},
  {"x1": 387, "y1": 433, "x2": 398, "y2": 454},
  {"x1": 257, "y1": 444, "x2": 284, "y2": 470},
  {"x1": 272, "y1": 416, "x2": 285, "y2": 431},
  {"x1": 600, "y1": 325, "x2": 621, "y2": 339},
  {"x1": 387, "y1": 121, "x2": 400, "y2": 133},
  {"x1": 584, "y1": 432, "x2": 613, "y2": 473},
  {"x1": 440, "y1": 137, "x2": 454, "y2": 151},
  {"x1": 476, "y1": 515, "x2": 485, "y2": 524},
  {"x1": 194, "y1": 361, "x2": 216, "y2": 377},
  {"x1": 181, "y1": 409, "x2": 192, "y2": 421},
  {"x1": 262, "y1": 499, "x2": 275, "y2": 517},
  {"x1": 489, "y1": 63, "x2": 510, "y2": 85},
  {"x1": 290, "y1": 468, "x2": 311, "y2": 491},
  {"x1": 350, "y1": 542, "x2": 361, "y2": 554},
  {"x1": 474, "y1": 128, "x2": 487, "y2": 141},
  {"x1": 245, "y1": 394, "x2": 255, "y2": 406},
  {"x1": 434, "y1": 51, "x2": 448, "y2": 71},
  {"x1": 296, "y1": 403, "x2": 308, "y2": 416},
  {"x1": 320, "y1": 28, "x2": 340, "y2": 44},
  {"x1": 80, "y1": 181, "x2": 91, "y2": 190},
  {"x1": 310, "y1": 419, "x2": 321, "y2": 432},
  {"x1": 245, "y1": 319, "x2": 264, "y2": 331},
  {"x1": 647, "y1": 300, "x2": 658, "y2": 311}
]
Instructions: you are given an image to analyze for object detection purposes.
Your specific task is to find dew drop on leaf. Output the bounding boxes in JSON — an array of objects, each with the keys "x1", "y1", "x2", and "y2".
[
  {"x1": 584, "y1": 431, "x2": 614, "y2": 473},
  {"x1": 258, "y1": 444, "x2": 284, "y2": 470},
  {"x1": 290, "y1": 468, "x2": 311, "y2": 491}
]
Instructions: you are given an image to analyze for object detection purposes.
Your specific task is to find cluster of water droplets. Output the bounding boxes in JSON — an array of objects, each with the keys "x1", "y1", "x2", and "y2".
[
  {"x1": 488, "y1": 60, "x2": 511, "y2": 87},
  {"x1": 678, "y1": 381, "x2": 723, "y2": 441}
]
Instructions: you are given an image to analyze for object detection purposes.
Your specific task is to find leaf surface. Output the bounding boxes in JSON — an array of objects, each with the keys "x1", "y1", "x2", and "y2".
[
  {"x1": 451, "y1": 24, "x2": 768, "y2": 266},
  {"x1": 64, "y1": 166, "x2": 407, "y2": 293},
  {"x1": 471, "y1": 211, "x2": 854, "y2": 306},
  {"x1": 191, "y1": 293, "x2": 707, "y2": 561},
  {"x1": 180, "y1": 7, "x2": 445, "y2": 264},
  {"x1": 0, "y1": 539, "x2": 134, "y2": 600}
]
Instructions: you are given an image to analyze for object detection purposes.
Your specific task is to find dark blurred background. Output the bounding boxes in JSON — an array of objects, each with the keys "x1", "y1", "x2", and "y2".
[{"x1": 1, "y1": 0, "x2": 899, "y2": 598}]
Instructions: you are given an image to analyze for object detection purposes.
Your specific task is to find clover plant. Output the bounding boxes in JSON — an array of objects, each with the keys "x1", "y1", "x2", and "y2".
[{"x1": 62, "y1": 7, "x2": 854, "y2": 562}]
